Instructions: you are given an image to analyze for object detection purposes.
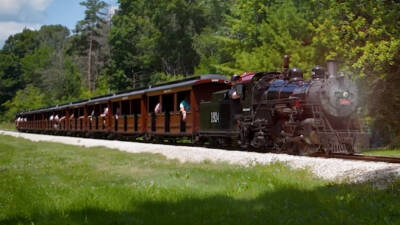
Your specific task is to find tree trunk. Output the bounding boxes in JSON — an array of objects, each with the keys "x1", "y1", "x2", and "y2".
[{"x1": 87, "y1": 31, "x2": 93, "y2": 91}]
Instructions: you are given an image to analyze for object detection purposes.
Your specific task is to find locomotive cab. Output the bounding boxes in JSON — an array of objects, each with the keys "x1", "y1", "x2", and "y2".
[
  {"x1": 199, "y1": 89, "x2": 236, "y2": 132},
  {"x1": 199, "y1": 75, "x2": 253, "y2": 140}
]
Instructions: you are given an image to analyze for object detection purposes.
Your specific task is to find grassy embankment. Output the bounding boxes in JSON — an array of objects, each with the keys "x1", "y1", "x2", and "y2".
[
  {"x1": 0, "y1": 122, "x2": 16, "y2": 131},
  {"x1": 363, "y1": 148, "x2": 400, "y2": 157},
  {"x1": 0, "y1": 134, "x2": 399, "y2": 225}
]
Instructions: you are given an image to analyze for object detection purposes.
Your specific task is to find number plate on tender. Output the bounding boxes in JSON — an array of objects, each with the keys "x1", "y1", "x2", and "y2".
[{"x1": 210, "y1": 112, "x2": 219, "y2": 123}]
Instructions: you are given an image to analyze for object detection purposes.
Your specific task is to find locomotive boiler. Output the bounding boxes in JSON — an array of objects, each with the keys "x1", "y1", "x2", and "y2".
[{"x1": 199, "y1": 57, "x2": 369, "y2": 155}]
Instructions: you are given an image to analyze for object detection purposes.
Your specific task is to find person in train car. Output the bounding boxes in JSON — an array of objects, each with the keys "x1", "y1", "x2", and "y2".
[
  {"x1": 55, "y1": 114, "x2": 60, "y2": 126},
  {"x1": 115, "y1": 107, "x2": 121, "y2": 120},
  {"x1": 154, "y1": 102, "x2": 162, "y2": 114},
  {"x1": 89, "y1": 109, "x2": 95, "y2": 121},
  {"x1": 100, "y1": 107, "x2": 108, "y2": 126},
  {"x1": 228, "y1": 74, "x2": 242, "y2": 119},
  {"x1": 228, "y1": 74, "x2": 241, "y2": 100},
  {"x1": 180, "y1": 96, "x2": 190, "y2": 121},
  {"x1": 49, "y1": 114, "x2": 54, "y2": 121},
  {"x1": 54, "y1": 114, "x2": 59, "y2": 129},
  {"x1": 100, "y1": 107, "x2": 108, "y2": 117}
]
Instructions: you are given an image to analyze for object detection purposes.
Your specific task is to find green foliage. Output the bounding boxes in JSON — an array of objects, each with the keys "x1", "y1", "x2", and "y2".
[
  {"x1": 310, "y1": 0, "x2": 400, "y2": 145},
  {"x1": 150, "y1": 72, "x2": 185, "y2": 85},
  {"x1": 109, "y1": 0, "x2": 228, "y2": 89},
  {"x1": 364, "y1": 148, "x2": 400, "y2": 157},
  {"x1": 1, "y1": 85, "x2": 46, "y2": 121},
  {"x1": 72, "y1": 0, "x2": 109, "y2": 91},
  {"x1": 1, "y1": 0, "x2": 400, "y2": 145},
  {"x1": 1, "y1": 135, "x2": 400, "y2": 224},
  {"x1": 194, "y1": 0, "x2": 315, "y2": 75},
  {"x1": 0, "y1": 122, "x2": 16, "y2": 131},
  {"x1": 0, "y1": 25, "x2": 84, "y2": 120},
  {"x1": 20, "y1": 46, "x2": 53, "y2": 87}
]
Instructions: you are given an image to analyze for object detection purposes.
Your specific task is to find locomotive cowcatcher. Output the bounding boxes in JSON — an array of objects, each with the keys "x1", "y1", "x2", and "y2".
[{"x1": 199, "y1": 56, "x2": 369, "y2": 155}]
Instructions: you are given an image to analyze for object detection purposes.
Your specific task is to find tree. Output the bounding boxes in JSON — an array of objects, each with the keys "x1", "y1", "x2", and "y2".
[
  {"x1": 0, "y1": 29, "x2": 40, "y2": 114},
  {"x1": 1, "y1": 85, "x2": 46, "y2": 121},
  {"x1": 109, "y1": 0, "x2": 221, "y2": 90},
  {"x1": 74, "y1": 0, "x2": 108, "y2": 91},
  {"x1": 311, "y1": 0, "x2": 400, "y2": 146},
  {"x1": 194, "y1": 0, "x2": 315, "y2": 75}
]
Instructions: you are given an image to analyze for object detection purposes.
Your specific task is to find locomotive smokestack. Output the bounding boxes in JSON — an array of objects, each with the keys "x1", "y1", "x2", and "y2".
[{"x1": 326, "y1": 60, "x2": 338, "y2": 77}]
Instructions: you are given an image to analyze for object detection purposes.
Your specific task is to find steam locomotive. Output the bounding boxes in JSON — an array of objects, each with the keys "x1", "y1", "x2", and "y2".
[
  {"x1": 199, "y1": 57, "x2": 369, "y2": 155},
  {"x1": 16, "y1": 55, "x2": 368, "y2": 155}
]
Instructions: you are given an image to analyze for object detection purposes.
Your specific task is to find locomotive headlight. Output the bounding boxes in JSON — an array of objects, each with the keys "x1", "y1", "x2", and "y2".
[{"x1": 343, "y1": 91, "x2": 349, "y2": 98}]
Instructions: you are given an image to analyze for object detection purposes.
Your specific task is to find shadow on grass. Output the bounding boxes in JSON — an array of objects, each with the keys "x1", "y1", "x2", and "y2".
[{"x1": 2, "y1": 183, "x2": 400, "y2": 225}]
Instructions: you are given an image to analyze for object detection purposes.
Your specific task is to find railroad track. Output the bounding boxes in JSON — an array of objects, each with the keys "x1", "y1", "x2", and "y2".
[{"x1": 311, "y1": 153, "x2": 400, "y2": 164}]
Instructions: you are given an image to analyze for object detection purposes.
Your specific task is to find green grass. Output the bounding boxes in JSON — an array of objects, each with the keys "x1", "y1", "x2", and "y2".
[
  {"x1": 363, "y1": 148, "x2": 400, "y2": 157},
  {"x1": 0, "y1": 122, "x2": 16, "y2": 131},
  {"x1": 0, "y1": 135, "x2": 399, "y2": 225}
]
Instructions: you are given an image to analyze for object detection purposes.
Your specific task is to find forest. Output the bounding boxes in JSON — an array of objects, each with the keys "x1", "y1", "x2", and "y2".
[{"x1": 0, "y1": 0, "x2": 400, "y2": 146}]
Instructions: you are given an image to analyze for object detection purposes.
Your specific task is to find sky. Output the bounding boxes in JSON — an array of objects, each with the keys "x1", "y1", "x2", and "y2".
[{"x1": 0, "y1": 0, "x2": 118, "y2": 47}]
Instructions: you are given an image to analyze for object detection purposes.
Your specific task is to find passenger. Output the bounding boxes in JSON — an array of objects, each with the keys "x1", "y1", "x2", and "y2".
[
  {"x1": 228, "y1": 74, "x2": 242, "y2": 119},
  {"x1": 54, "y1": 114, "x2": 59, "y2": 129},
  {"x1": 100, "y1": 107, "x2": 108, "y2": 117},
  {"x1": 100, "y1": 107, "x2": 108, "y2": 126},
  {"x1": 78, "y1": 112, "x2": 85, "y2": 120},
  {"x1": 89, "y1": 109, "x2": 95, "y2": 121},
  {"x1": 154, "y1": 102, "x2": 162, "y2": 114},
  {"x1": 228, "y1": 74, "x2": 241, "y2": 100},
  {"x1": 49, "y1": 114, "x2": 54, "y2": 121},
  {"x1": 115, "y1": 107, "x2": 121, "y2": 120},
  {"x1": 180, "y1": 96, "x2": 190, "y2": 121}
]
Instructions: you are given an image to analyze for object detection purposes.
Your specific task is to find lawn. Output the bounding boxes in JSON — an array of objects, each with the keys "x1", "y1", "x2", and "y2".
[
  {"x1": 0, "y1": 122, "x2": 16, "y2": 131},
  {"x1": 363, "y1": 148, "x2": 400, "y2": 157},
  {"x1": 0, "y1": 135, "x2": 399, "y2": 225}
]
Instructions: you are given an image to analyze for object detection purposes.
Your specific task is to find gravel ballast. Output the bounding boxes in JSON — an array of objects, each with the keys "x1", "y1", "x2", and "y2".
[{"x1": 1, "y1": 130, "x2": 400, "y2": 184}]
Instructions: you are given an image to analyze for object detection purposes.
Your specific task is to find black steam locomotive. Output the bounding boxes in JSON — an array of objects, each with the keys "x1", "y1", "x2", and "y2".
[{"x1": 199, "y1": 57, "x2": 369, "y2": 155}]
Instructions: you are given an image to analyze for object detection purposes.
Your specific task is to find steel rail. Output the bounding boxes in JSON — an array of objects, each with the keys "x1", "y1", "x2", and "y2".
[{"x1": 311, "y1": 153, "x2": 400, "y2": 164}]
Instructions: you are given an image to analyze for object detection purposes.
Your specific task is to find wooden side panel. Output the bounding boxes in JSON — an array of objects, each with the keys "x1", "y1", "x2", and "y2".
[
  {"x1": 126, "y1": 115, "x2": 134, "y2": 132},
  {"x1": 107, "y1": 102, "x2": 112, "y2": 132},
  {"x1": 98, "y1": 117, "x2": 108, "y2": 132},
  {"x1": 156, "y1": 114, "x2": 164, "y2": 134},
  {"x1": 146, "y1": 113, "x2": 152, "y2": 132},
  {"x1": 141, "y1": 96, "x2": 147, "y2": 133},
  {"x1": 186, "y1": 112, "x2": 193, "y2": 133},
  {"x1": 60, "y1": 119, "x2": 66, "y2": 130},
  {"x1": 170, "y1": 113, "x2": 180, "y2": 134},
  {"x1": 137, "y1": 115, "x2": 142, "y2": 133},
  {"x1": 78, "y1": 118, "x2": 84, "y2": 131},
  {"x1": 111, "y1": 117, "x2": 127, "y2": 133},
  {"x1": 189, "y1": 90, "x2": 197, "y2": 133},
  {"x1": 118, "y1": 117, "x2": 125, "y2": 132}
]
